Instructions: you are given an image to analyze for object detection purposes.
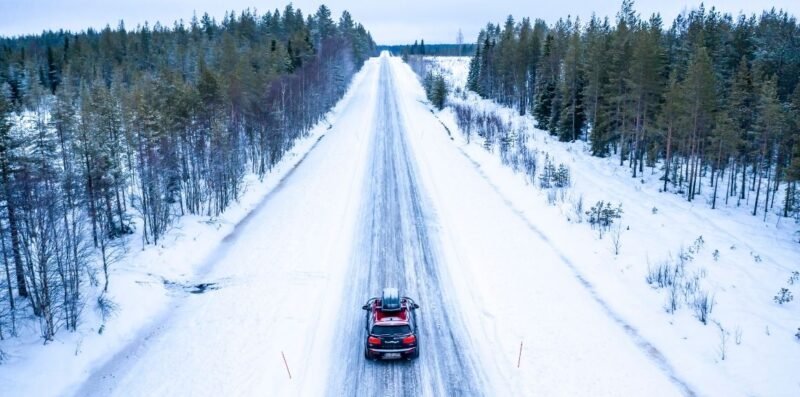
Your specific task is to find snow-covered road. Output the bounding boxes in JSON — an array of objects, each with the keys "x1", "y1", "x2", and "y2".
[
  {"x1": 70, "y1": 53, "x2": 692, "y2": 396},
  {"x1": 327, "y1": 59, "x2": 484, "y2": 396}
]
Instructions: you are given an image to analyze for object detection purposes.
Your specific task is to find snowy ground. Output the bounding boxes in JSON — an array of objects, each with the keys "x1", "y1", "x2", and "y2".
[
  {"x1": 428, "y1": 56, "x2": 800, "y2": 396},
  {"x1": 2, "y1": 52, "x2": 797, "y2": 397},
  {"x1": 0, "y1": 57, "x2": 372, "y2": 396}
]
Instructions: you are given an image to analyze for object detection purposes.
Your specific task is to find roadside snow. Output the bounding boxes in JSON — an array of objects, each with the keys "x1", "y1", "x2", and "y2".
[
  {"x1": 426, "y1": 55, "x2": 800, "y2": 396},
  {"x1": 3, "y1": 52, "x2": 796, "y2": 397},
  {"x1": 393, "y1": 56, "x2": 687, "y2": 396},
  {"x1": 0, "y1": 58, "x2": 375, "y2": 397}
]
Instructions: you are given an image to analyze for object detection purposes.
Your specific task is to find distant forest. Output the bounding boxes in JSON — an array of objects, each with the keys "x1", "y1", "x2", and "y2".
[
  {"x1": 379, "y1": 41, "x2": 476, "y2": 56},
  {"x1": 0, "y1": 5, "x2": 374, "y2": 342},
  {"x1": 467, "y1": 1, "x2": 800, "y2": 219}
]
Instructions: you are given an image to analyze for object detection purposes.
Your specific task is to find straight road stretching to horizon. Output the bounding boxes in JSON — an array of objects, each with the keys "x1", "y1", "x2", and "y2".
[{"x1": 71, "y1": 53, "x2": 688, "y2": 396}]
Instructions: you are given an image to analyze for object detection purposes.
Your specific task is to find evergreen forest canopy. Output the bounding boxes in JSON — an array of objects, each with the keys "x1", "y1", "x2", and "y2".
[
  {"x1": 379, "y1": 41, "x2": 476, "y2": 56},
  {"x1": 466, "y1": 1, "x2": 800, "y2": 220},
  {"x1": 0, "y1": 4, "x2": 374, "y2": 342}
]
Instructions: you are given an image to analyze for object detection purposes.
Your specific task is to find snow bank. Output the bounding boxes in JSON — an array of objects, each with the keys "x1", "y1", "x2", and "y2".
[
  {"x1": 424, "y1": 55, "x2": 800, "y2": 396},
  {"x1": 0, "y1": 57, "x2": 376, "y2": 397}
]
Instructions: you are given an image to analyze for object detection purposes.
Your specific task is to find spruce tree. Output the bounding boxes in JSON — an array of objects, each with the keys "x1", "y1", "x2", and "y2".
[
  {"x1": 729, "y1": 56, "x2": 757, "y2": 203},
  {"x1": 682, "y1": 46, "x2": 716, "y2": 201},
  {"x1": 534, "y1": 34, "x2": 556, "y2": 130},
  {"x1": 658, "y1": 70, "x2": 685, "y2": 192},
  {"x1": 709, "y1": 109, "x2": 739, "y2": 209},
  {"x1": 583, "y1": 15, "x2": 611, "y2": 155},
  {"x1": 628, "y1": 15, "x2": 666, "y2": 176},
  {"x1": 784, "y1": 82, "x2": 800, "y2": 216},
  {"x1": 752, "y1": 76, "x2": 783, "y2": 216},
  {"x1": 557, "y1": 19, "x2": 585, "y2": 142}
]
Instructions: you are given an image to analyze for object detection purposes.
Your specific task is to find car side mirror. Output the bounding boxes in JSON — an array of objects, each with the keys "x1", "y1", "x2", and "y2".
[
  {"x1": 413, "y1": 303, "x2": 420, "y2": 309},
  {"x1": 362, "y1": 304, "x2": 370, "y2": 310}
]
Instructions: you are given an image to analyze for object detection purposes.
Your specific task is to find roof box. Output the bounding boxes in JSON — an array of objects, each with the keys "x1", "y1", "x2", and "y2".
[{"x1": 381, "y1": 287, "x2": 401, "y2": 312}]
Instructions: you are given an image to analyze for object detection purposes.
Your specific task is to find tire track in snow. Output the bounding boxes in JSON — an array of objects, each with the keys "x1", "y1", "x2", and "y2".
[{"x1": 329, "y1": 57, "x2": 484, "y2": 396}]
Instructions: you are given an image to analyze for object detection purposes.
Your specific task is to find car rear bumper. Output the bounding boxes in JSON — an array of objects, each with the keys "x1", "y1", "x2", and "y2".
[
  {"x1": 367, "y1": 347, "x2": 416, "y2": 353},
  {"x1": 366, "y1": 346, "x2": 418, "y2": 359}
]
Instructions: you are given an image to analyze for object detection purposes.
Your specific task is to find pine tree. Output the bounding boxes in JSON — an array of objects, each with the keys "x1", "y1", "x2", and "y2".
[
  {"x1": 658, "y1": 70, "x2": 686, "y2": 192},
  {"x1": 752, "y1": 76, "x2": 783, "y2": 216},
  {"x1": 627, "y1": 15, "x2": 666, "y2": 177},
  {"x1": 466, "y1": 44, "x2": 481, "y2": 94},
  {"x1": 459, "y1": 1, "x2": 800, "y2": 222},
  {"x1": 557, "y1": 18, "x2": 585, "y2": 142},
  {"x1": 784, "y1": 82, "x2": 800, "y2": 217},
  {"x1": 516, "y1": 18, "x2": 533, "y2": 115},
  {"x1": 728, "y1": 56, "x2": 757, "y2": 204},
  {"x1": 0, "y1": 87, "x2": 27, "y2": 299},
  {"x1": 608, "y1": 1, "x2": 636, "y2": 166},
  {"x1": 709, "y1": 109, "x2": 739, "y2": 209},
  {"x1": 583, "y1": 15, "x2": 611, "y2": 155},
  {"x1": 0, "y1": 5, "x2": 377, "y2": 342},
  {"x1": 534, "y1": 33, "x2": 557, "y2": 130},
  {"x1": 682, "y1": 46, "x2": 716, "y2": 201}
]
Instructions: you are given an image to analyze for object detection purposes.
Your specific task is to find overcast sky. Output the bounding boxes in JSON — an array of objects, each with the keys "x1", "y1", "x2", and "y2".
[{"x1": 1, "y1": 1, "x2": 798, "y2": 44}]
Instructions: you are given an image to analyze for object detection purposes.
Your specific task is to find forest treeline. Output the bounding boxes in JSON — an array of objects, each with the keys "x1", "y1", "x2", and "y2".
[
  {"x1": 380, "y1": 41, "x2": 476, "y2": 56},
  {"x1": 0, "y1": 5, "x2": 374, "y2": 343},
  {"x1": 467, "y1": 1, "x2": 800, "y2": 220}
]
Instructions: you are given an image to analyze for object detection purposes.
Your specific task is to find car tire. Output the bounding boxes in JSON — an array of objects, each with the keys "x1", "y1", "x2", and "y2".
[{"x1": 408, "y1": 347, "x2": 419, "y2": 360}]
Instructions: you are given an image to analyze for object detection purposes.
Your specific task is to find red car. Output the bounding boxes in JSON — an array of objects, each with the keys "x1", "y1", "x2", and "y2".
[{"x1": 362, "y1": 288, "x2": 420, "y2": 360}]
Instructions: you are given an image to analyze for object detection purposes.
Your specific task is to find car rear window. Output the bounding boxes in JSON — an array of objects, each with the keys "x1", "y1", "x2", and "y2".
[{"x1": 371, "y1": 325, "x2": 411, "y2": 336}]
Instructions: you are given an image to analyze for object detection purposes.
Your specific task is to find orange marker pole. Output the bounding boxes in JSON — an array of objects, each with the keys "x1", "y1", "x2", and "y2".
[{"x1": 282, "y1": 351, "x2": 292, "y2": 380}]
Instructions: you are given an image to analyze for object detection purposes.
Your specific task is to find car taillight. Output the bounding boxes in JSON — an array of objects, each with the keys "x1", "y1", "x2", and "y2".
[
  {"x1": 402, "y1": 335, "x2": 416, "y2": 345},
  {"x1": 368, "y1": 336, "x2": 381, "y2": 345}
]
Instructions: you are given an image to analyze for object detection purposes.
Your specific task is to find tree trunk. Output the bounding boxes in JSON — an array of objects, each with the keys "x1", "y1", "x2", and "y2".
[
  {"x1": 753, "y1": 155, "x2": 763, "y2": 216},
  {"x1": 663, "y1": 123, "x2": 673, "y2": 192},
  {"x1": 763, "y1": 158, "x2": 772, "y2": 221},
  {"x1": 1, "y1": 162, "x2": 27, "y2": 298},
  {"x1": 739, "y1": 156, "x2": 747, "y2": 203},
  {"x1": 712, "y1": 140, "x2": 723, "y2": 209},
  {"x1": 1, "y1": 218, "x2": 16, "y2": 335}
]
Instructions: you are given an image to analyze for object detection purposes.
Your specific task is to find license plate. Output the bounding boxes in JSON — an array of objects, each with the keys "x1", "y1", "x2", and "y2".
[{"x1": 383, "y1": 353, "x2": 401, "y2": 359}]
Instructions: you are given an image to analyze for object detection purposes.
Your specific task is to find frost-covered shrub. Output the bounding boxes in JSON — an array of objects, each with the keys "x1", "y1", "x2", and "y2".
[
  {"x1": 647, "y1": 247, "x2": 714, "y2": 323},
  {"x1": 647, "y1": 261, "x2": 679, "y2": 289},
  {"x1": 692, "y1": 236, "x2": 704, "y2": 251},
  {"x1": 585, "y1": 201, "x2": 623, "y2": 238},
  {"x1": 678, "y1": 246, "x2": 694, "y2": 263},
  {"x1": 539, "y1": 156, "x2": 570, "y2": 189},
  {"x1": 546, "y1": 190, "x2": 558, "y2": 206},
  {"x1": 499, "y1": 131, "x2": 514, "y2": 166},
  {"x1": 774, "y1": 288, "x2": 794, "y2": 304},
  {"x1": 682, "y1": 273, "x2": 702, "y2": 303},
  {"x1": 539, "y1": 157, "x2": 555, "y2": 189},
  {"x1": 571, "y1": 194, "x2": 584, "y2": 223},
  {"x1": 693, "y1": 291, "x2": 714, "y2": 325},
  {"x1": 788, "y1": 271, "x2": 800, "y2": 285},
  {"x1": 97, "y1": 294, "x2": 119, "y2": 323},
  {"x1": 452, "y1": 103, "x2": 475, "y2": 143},
  {"x1": 520, "y1": 147, "x2": 538, "y2": 184},
  {"x1": 666, "y1": 280, "x2": 680, "y2": 313},
  {"x1": 423, "y1": 72, "x2": 448, "y2": 110},
  {"x1": 554, "y1": 164, "x2": 571, "y2": 188}
]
